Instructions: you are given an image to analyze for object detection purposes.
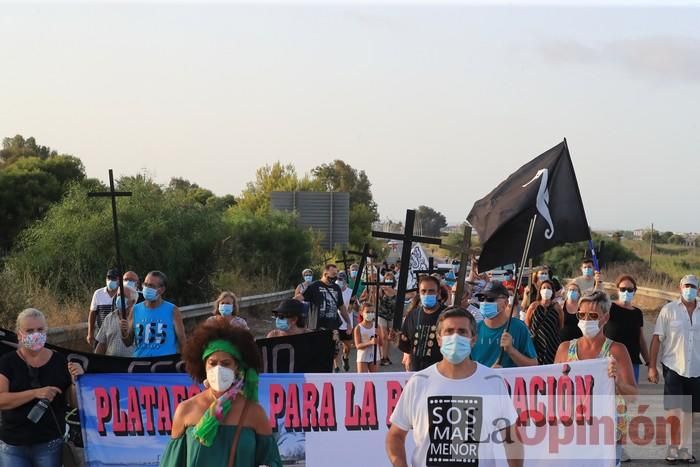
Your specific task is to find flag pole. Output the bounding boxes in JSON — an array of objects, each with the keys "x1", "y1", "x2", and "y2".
[{"x1": 495, "y1": 213, "x2": 537, "y2": 366}]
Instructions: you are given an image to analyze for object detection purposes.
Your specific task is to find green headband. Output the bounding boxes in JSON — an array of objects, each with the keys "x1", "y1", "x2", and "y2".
[
  {"x1": 202, "y1": 339, "x2": 241, "y2": 362},
  {"x1": 201, "y1": 339, "x2": 259, "y2": 402}
]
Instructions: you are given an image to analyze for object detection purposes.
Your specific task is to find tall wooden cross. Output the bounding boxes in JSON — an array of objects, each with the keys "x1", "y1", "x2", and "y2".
[
  {"x1": 348, "y1": 244, "x2": 376, "y2": 302},
  {"x1": 406, "y1": 257, "x2": 436, "y2": 294},
  {"x1": 441, "y1": 224, "x2": 473, "y2": 307},
  {"x1": 336, "y1": 250, "x2": 355, "y2": 279},
  {"x1": 88, "y1": 169, "x2": 132, "y2": 318},
  {"x1": 372, "y1": 209, "x2": 442, "y2": 330}
]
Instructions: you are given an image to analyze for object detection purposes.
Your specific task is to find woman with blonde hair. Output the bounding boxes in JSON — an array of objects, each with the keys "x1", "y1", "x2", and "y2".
[
  {"x1": 208, "y1": 291, "x2": 248, "y2": 330},
  {"x1": 0, "y1": 308, "x2": 84, "y2": 466}
]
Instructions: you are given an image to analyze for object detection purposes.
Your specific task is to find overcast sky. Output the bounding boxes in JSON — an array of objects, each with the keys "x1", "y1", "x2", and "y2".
[{"x1": 1, "y1": 2, "x2": 698, "y2": 232}]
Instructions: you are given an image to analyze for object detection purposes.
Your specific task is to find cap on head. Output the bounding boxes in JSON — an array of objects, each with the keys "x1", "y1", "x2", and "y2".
[
  {"x1": 338, "y1": 271, "x2": 348, "y2": 281},
  {"x1": 106, "y1": 268, "x2": 120, "y2": 279},
  {"x1": 273, "y1": 299, "x2": 304, "y2": 316},
  {"x1": 680, "y1": 275, "x2": 699, "y2": 288},
  {"x1": 302, "y1": 268, "x2": 313, "y2": 275},
  {"x1": 475, "y1": 280, "x2": 509, "y2": 300}
]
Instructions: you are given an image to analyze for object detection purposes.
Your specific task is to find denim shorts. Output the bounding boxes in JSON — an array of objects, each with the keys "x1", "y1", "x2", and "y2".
[{"x1": 0, "y1": 437, "x2": 62, "y2": 467}]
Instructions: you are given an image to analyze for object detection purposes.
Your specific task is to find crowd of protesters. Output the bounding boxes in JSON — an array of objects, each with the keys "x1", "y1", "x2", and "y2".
[{"x1": 0, "y1": 256, "x2": 697, "y2": 466}]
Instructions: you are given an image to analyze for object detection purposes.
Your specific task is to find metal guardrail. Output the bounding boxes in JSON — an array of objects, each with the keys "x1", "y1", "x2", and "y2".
[{"x1": 47, "y1": 289, "x2": 294, "y2": 344}]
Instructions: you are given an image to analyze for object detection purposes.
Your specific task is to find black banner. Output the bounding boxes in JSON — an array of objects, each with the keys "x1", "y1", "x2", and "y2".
[{"x1": 0, "y1": 329, "x2": 333, "y2": 374}]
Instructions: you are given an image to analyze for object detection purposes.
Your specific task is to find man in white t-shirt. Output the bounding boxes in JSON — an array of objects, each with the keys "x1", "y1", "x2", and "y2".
[
  {"x1": 387, "y1": 307, "x2": 523, "y2": 467},
  {"x1": 87, "y1": 268, "x2": 120, "y2": 348}
]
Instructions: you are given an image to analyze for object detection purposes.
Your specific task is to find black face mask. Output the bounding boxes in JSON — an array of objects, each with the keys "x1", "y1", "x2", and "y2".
[{"x1": 328, "y1": 276, "x2": 337, "y2": 284}]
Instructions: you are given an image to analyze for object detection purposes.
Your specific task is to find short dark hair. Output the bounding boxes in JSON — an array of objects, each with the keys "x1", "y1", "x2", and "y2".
[
  {"x1": 615, "y1": 274, "x2": 637, "y2": 290},
  {"x1": 182, "y1": 319, "x2": 262, "y2": 384},
  {"x1": 581, "y1": 258, "x2": 594, "y2": 265},
  {"x1": 324, "y1": 264, "x2": 337, "y2": 272},
  {"x1": 437, "y1": 307, "x2": 477, "y2": 337},
  {"x1": 418, "y1": 275, "x2": 441, "y2": 291},
  {"x1": 147, "y1": 270, "x2": 168, "y2": 288}
]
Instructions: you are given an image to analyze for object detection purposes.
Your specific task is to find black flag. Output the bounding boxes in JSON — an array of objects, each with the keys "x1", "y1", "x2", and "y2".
[{"x1": 467, "y1": 140, "x2": 591, "y2": 272}]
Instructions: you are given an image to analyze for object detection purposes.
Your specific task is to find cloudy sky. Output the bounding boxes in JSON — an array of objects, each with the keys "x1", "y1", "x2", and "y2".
[{"x1": 1, "y1": 2, "x2": 698, "y2": 232}]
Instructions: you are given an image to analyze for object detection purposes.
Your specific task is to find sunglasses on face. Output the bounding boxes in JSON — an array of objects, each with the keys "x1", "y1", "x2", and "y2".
[
  {"x1": 618, "y1": 287, "x2": 635, "y2": 293},
  {"x1": 576, "y1": 311, "x2": 600, "y2": 320}
]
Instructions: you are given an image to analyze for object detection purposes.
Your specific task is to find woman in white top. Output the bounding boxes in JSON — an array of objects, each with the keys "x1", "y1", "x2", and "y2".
[{"x1": 354, "y1": 303, "x2": 384, "y2": 373}]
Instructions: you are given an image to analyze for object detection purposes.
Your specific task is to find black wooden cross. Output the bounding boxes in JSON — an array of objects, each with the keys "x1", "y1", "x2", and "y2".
[
  {"x1": 88, "y1": 169, "x2": 132, "y2": 319},
  {"x1": 336, "y1": 250, "x2": 356, "y2": 279},
  {"x1": 372, "y1": 209, "x2": 442, "y2": 330},
  {"x1": 348, "y1": 244, "x2": 376, "y2": 303},
  {"x1": 362, "y1": 278, "x2": 395, "y2": 365},
  {"x1": 441, "y1": 224, "x2": 473, "y2": 307},
  {"x1": 406, "y1": 257, "x2": 436, "y2": 294}
]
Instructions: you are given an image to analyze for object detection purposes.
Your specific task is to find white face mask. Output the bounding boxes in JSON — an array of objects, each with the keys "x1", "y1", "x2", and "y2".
[
  {"x1": 540, "y1": 288, "x2": 553, "y2": 300},
  {"x1": 578, "y1": 319, "x2": 600, "y2": 339},
  {"x1": 206, "y1": 365, "x2": 236, "y2": 392}
]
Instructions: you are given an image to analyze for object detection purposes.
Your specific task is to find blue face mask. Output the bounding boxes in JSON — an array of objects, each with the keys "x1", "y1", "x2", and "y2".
[
  {"x1": 537, "y1": 274, "x2": 549, "y2": 282},
  {"x1": 440, "y1": 333, "x2": 472, "y2": 364},
  {"x1": 142, "y1": 286, "x2": 158, "y2": 302},
  {"x1": 304, "y1": 275, "x2": 313, "y2": 283},
  {"x1": 276, "y1": 317, "x2": 290, "y2": 331},
  {"x1": 619, "y1": 291, "x2": 634, "y2": 303},
  {"x1": 125, "y1": 280, "x2": 137, "y2": 290},
  {"x1": 421, "y1": 294, "x2": 438, "y2": 308},
  {"x1": 504, "y1": 275, "x2": 512, "y2": 282},
  {"x1": 682, "y1": 287, "x2": 698, "y2": 302},
  {"x1": 350, "y1": 270, "x2": 358, "y2": 278},
  {"x1": 219, "y1": 303, "x2": 234, "y2": 316},
  {"x1": 582, "y1": 267, "x2": 594, "y2": 277},
  {"x1": 567, "y1": 290, "x2": 580, "y2": 302},
  {"x1": 480, "y1": 301, "x2": 500, "y2": 319},
  {"x1": 106, "y1": 279, "x2": 118, "y2": 291}
]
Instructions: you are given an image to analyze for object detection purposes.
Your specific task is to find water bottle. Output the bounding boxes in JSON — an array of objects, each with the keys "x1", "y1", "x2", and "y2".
[{"x1": 27, "y1": 399, "x2": 49, "y2": 423}]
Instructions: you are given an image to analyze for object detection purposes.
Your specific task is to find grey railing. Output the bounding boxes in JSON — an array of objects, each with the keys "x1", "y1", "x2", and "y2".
[{"x1": 47, "y1": 289, "x2": 294, "y2": 345}]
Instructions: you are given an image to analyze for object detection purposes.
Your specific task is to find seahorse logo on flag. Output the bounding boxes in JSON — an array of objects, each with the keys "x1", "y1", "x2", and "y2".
[{"x1": 522, "y1": 169, "x2": 554, "y2": 239}]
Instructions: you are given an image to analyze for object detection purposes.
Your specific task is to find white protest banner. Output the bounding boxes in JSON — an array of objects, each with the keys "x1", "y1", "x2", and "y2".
[{"x1": 78, "y1": 359, "x2": 615, "y2": 467}]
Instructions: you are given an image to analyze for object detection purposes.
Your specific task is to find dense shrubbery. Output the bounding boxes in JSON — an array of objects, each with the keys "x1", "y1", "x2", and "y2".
[
  {"x1": 0, "y1": 176, "x2": 312, "y2": 322},
  {"x1": 540, "y1": 236, "x2": 641, "y2": 278}
]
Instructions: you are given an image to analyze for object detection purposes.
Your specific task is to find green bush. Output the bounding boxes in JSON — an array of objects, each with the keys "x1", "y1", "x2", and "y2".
[
  {"x1": 540, "y1": 236, "x2": 641, "y2": 278},
  {"x1": 2, "y1": 177, "x2": 313, "y2": 321}
]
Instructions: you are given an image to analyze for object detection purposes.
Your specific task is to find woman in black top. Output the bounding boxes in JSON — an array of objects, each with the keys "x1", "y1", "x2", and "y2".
[
  {"x1": 0, "y1": 308, "x2": 84, "y2": 467},
  {"x1": 604, "y1": 275, "x2": 649, "y2": 383},
  {"x1": 525, "y1": 280, "x2": 564, "y2": 365},
  {"x1": 560, "y1": 283, "x2": 583, "y2": 341}
]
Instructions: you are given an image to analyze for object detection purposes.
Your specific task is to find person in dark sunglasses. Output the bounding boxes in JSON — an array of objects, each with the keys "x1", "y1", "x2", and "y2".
[{"x1": 604, "y1": 275, "x2": 649, "y2": 384}]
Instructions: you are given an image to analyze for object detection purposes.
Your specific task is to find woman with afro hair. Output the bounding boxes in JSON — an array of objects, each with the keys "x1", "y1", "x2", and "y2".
[{"x1": 160, "y1": 319, "x2": 281, "y2": 467}]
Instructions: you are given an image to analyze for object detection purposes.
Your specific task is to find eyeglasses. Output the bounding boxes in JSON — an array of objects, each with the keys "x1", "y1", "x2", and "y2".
[
  {"x1": 618, "y1": 287, "x2": 635, "y2": 293},
  {"x1": 576, "y1": 311, "x2": 600, "y2": 320}
]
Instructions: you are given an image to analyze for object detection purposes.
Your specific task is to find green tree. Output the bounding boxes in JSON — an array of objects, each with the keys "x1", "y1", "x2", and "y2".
[
  {"x1": 0, "y1": 152, "x2": 85, "y2": 252},
  {"x1": 0, "y1": 135, "x2": 57, "y2": 166},
  {"x1": 415, "y1": 205, "x2": 447, "y2": 237},
  {"x1": 659, "y1": 231, "x2": 674, "y2": 244},
  {"x1": 221, "y1": 208, "x2": 313, "y2": 285},
  {"x1": 668, "y1": 234, "x2": 686, "y2": 245},
  {"x1": 541, "y1": 237, "x2": 641, "y2": 278},
  {"x1": 642, "y1": 230, "x2": 662, "y2": 244},
  {"x1": 237, "y1": 162, "x2": 321, "y2": 214},
  {"x1": 312, "y1": 160, "x2": 379, "y2": 248},
  {"x1": 167, "y1": 177, "x2": 235, "y2": 210}
]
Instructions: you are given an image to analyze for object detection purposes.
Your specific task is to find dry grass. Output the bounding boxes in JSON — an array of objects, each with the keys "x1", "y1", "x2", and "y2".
[{"x1": 0, "y1": 268, "x2": 88, "y2": 329}]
